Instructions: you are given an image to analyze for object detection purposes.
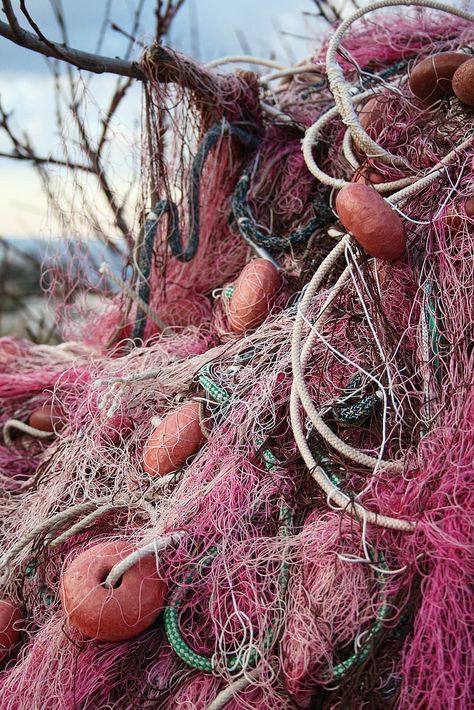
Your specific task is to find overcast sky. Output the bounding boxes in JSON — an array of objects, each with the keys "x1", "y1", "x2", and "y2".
[{"x1": 0, "y1": 0, "x2": 325, "y2": 238}]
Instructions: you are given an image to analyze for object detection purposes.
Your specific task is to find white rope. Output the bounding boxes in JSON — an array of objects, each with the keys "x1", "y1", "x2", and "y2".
[
  {"x1": 206, "y1": 670, "x2": 260, "y2": 710},
  {"x1": 0, "y1": 499, "x2": 108, "y2": 581},
  {"x1": 290, "y1": 238, "x2": 415, "y2": 532},
  {"x1": 260, "y1": 101, "x2": 297, "y2": 123},
  {"x1": 103, "y1": 532, "x2": 183, "y2": 589},
  {"x1": 3, "y1": 419, "x2": 55, "y2": 446},
  {"x1": 293, "y1": 243, "x2": 383, "y2": 469},
  {"x1": 388, "y1": 132, "x2": 474, "y2": 205},
  {"x1": 205, "y1": 56, "x2": 285, "y2": 70},
  {"x1": 342, "y1": 128, "x2": 361, "y2": 170},
  {"x1": 301, "y1": 94, "x2": 418, "y2": 193},
  {"x1": 325, "y1": 0, "x2": 474, "y2": 166},
  {"x1": 260, "y1": 63, "x2": 324, "y2": 83}
]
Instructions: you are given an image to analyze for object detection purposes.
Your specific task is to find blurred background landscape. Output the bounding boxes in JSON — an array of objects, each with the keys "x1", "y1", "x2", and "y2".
[{"x1": 0, "y1": 0, "x2": 337, "y2": 341}]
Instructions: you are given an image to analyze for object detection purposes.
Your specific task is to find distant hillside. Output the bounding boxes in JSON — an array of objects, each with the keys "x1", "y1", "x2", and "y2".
[{"x1": 0, "y1": 237, "x2": 126, "y2": 340}]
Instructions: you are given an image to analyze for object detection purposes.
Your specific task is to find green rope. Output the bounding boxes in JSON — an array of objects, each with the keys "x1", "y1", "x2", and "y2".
[
  {"x1": 223, "y1": 286, "x2": 235, "y2": 299},
  {"x1": 173, "y1": 363, "x2": 391, "y2": 679},
  {"x1": 424, "y1": 280, "x2": 442, "y2": 384},
  {"x1": 164, "y1": 504, "x2": 291, "y2": 673},
  {"x1": 330, "y1": 555, "x2": 390, "y2": 679}
]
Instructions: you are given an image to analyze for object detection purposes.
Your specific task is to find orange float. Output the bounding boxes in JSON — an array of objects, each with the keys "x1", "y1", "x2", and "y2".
[
  {"x1": 28, "y1": 403, "x2": 64, "y2": 432},
  {"x1": 357, "y1": 95, "x2": 385, "y2": 138},
  {"x1": 143, "y1": 401, "x2": 205, "y2": 476},
  {"x1": 0, "y1": 600, "x2": 22, "y2": 663},
  {"x1": 228, "y1": 259, "x2": 280, "y2": 334},
  {"x1": 409, "y1": 52, "x2": 469, "y2": 103},
  {"x1": 336, "y1": 183, "x2": 406, "y2": 262},
  {"x1": 60, "y1": 540, "x2": 167, "y2": 642},
  {"x1": 452, "y1": 58, "x2": 474, "y2": 108},
  {"x1": 446, "y1": 197, "x2": 474, "y2": 231}
]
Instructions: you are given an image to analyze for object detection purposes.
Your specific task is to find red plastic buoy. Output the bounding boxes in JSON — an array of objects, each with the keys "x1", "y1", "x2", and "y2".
[
  {"x1": 28, "y1": 403, "x2": 64, "y2": 433},
  {"x1": 357, "y1": 96, "x2": 384, "y2": 138},
  {"x1": 143, "y1": 401, "x2": 205, "y2": 477},
  {"x1": 60, "y1": 540, "x2": 167, "y2": 642},
  {"x1": 0, "y1": 600, "x2": 22, "y2": 662},
  {"x1": 452, "y1": 58, "x2": 474, "y2": 108},
  {"x1": 446, "y1": 197, "x2": 474, "y2": 231},
  {"x1": 409, "y1": 52, "x2": 469, "y2": 103},
  {"x1": 228, "y1": 259, "x2": 280, "y2": 334},
  {"x1": 352, "y1": 165, "x2": 385, "y2": 187},
  {"x1": 336, "y1": 183, "x2": 406, "y2": 262}
]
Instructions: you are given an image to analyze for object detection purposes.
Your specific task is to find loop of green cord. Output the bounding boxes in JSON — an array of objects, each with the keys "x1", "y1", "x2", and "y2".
[{"x1": 163, "y1": 364, "x2": 391, "y2": 678}]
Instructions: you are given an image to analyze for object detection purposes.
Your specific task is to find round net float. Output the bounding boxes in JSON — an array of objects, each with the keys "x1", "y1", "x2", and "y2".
[
  {"x1": 97, "y1": 413, "x2": 134, "y2": 445},
  {"x1": 28, "y1": 403, "x2": 64, "y2": 433},
  {"x1": 445, "y1": 197, "x2": 474, "y2": 231},
  {"x1": 143, "y1": 400, "x2": 205, "y2": 477},
  {"x1": 0, "y1": 600, "x2": 22, "y2": 663},
  {"x1": 452, "y1": 58, "x2": 474, "y2": 108},
  {"x1": 60, "y1": 540, "x2": 167, "y2": 642},
  {"x1": 352, "y1": 165, "x2": 385, "y2": 187},
  {"x1": 335, "y1": 183, "x2": 406, "y2": 262},
  {"x1": 357, "y1": 95, "x2": 385, "y2": 138},
  {"x1": 228, "y1": 258, "x2": 281, "y2": 334},
  {"x1": 409, "y1": 51, "x2": 470, "y2": 103}
]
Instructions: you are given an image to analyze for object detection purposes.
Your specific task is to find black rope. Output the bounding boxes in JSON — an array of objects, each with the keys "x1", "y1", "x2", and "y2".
[
  {"x1": 168, "y1": 121, "x2": 261, "y2": 262},
  {"x1": 130, "y1": 209, "x2": 164, "y2": 343},
  {"x1": 130, "y1": 122, "x2": 259, "y2": 341},
  {"x1": 231, "y1": 158, "x2": 332, "y2": 251}
]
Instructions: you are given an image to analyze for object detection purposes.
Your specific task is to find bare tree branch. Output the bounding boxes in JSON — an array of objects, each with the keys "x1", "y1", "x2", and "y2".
[
  {"x1": 0, "y1": 150, "x2": 93, "y2": 172},
  {"x1": 2, "y1": 0, "x2": 24, "y2": 41},
  {"x1": 0, "y1": 9, "x2": 224, "y2": 95},
  {"x1": 0, "y1": 17, "x2": 144, "y2": 78},
  {"x1": 18, "y1": 0, "x2": 67, "y2": 59},
  {"x1": 96, "y1": 78, "x2": 134, "y2": 157}
]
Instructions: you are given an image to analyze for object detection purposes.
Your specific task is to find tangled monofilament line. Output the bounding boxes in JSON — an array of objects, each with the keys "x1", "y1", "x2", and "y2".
[{"x1": 0, "y1": 1, "x2": 472, "y2": 708}]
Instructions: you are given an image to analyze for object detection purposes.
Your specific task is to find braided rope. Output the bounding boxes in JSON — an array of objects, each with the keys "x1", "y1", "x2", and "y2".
[
  {"x1": 290, "y1": 239, "x2": 415, "y2": 532},
  {"x1": 49, "y1": 504, "x2": 125, "y2": 549},
  {"x1": 3, "y1": 419, "x2": 55, "y2": 446},
  {"x1": 206, "y1": 670, "x2": 259, "y2": 710},
  {"x1": 194, "y1": 343, "x2": 396, "y2": 689},
  {"x1": 104, "y1": 532, "x2": 184, "y2": 589},
  {"x1": 168, "y1": 122, "x2": 260, "y2": 262},
  {"x1": 0, "y1": 500, "x2": 106, "y2": 580},
  {"x1": 342, "y1": 128, "x2": 361, "y2": 170},
  {"x1": 164, "y1": 505, "x2": 291, "y2": 673},
  {"x1": 292, "y1": 238, "x2": 386, "y2": 470},
  {"x1": 389, "y1": 132, "x2": 474, "y2": 204},
  {"x1": 131, "y1": 209, "x2": 164, "y2": 341},
  {"x1": 232, "y1": 160, "x2": 331, "y2": 251},
  {"x1": 326, "y1": 0, "x2": 474, "y2": 166},
  {"x1": 302, "y1": 95, "x2": 418, "y2": 193},
  {"x1": 48, "y1": 497, "x2": 158, "y2": 549}
]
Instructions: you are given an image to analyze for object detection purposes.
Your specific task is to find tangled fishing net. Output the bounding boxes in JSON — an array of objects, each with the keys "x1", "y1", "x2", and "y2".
[{"x1": 0, "y1": 1, "x2": 473, "y2": 708}]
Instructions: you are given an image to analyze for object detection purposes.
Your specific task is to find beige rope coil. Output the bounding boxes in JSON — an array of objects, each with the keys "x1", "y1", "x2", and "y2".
[
  {"x1": 302, "y1": 96, "x2": 419, "y2": 193},
  {"x1": 3, "y1": 419, "x2": 55, "y2": 446},
  {"x1": 303, "y1": 0, "x2": 474, "y2": 196},
  {"x1": 290, "y1": 237, "x2": 415, "y2": 532},
  {"x1": 206, "y1": 670, "x2": 260, "y2": 710},
  {"x1": 104, "y1": 532, "x2": 183, "y2": 589},
  {"x1": 325, "y1": 0, "x2": 474, "y2": 166}
]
